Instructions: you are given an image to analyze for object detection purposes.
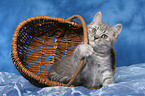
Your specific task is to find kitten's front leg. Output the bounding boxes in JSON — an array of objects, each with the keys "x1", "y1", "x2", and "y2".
[
  {"x1": 73, "y1": 44, "x2": 93, "y2": 60},
  {"x1": 101, "y1": 68, "x2": 114, "y2": 86}
]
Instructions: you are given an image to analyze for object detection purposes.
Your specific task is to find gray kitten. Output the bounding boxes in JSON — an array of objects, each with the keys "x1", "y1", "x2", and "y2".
[{"x1": 48, "y1": 12, "x2": 122, "y2": 88}]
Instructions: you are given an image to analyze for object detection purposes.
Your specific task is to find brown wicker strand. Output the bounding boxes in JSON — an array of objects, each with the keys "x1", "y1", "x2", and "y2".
[
  {"x1": 65, "y1": 15, "x2": 88, "y2": 86},
  {"x1": 111, "y1": 48, "x2": 116, "y2": 74}
]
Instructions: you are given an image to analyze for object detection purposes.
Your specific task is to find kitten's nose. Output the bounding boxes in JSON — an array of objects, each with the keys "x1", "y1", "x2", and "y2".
[{"x1": 94, "y1": 35, "x2": 99, "y2": 39}]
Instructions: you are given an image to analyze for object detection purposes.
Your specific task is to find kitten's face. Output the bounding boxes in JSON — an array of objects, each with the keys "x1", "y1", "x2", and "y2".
[{"x1": 87, "y1": 12, "x2": 122, "y2": 52}]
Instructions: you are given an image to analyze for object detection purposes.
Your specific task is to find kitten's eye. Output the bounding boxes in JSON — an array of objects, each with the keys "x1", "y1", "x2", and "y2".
[
  {"x1": 101, "y1": 34, "x2": 108, "y2": 39},
  {"x1": 92, "y1": 28, "x2": 97, "y2": 33}
]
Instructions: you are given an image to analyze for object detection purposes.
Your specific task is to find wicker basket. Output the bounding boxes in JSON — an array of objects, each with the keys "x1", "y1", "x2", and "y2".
[{"x1": 11, "y1": 15, "x2": 116, "y2": 89}]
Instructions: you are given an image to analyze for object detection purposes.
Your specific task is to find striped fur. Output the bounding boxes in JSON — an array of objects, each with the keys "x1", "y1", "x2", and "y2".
[{"x1": 48, "y1": 12, "x2": 122, "y2": 88}]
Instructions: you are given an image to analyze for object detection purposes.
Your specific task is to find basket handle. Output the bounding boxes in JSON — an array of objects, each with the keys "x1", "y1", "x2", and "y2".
[{"x1": 66, "y1": 15, "x2": 88, "y2": 86}]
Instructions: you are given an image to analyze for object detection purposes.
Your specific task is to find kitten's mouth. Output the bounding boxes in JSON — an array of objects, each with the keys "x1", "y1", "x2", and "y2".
[
  {"x1": 94, "y1": 39, "x2": 101, "y2": 42},
  {"x1": 93, "y1": 39, "x2": 110, "y2": 47}
]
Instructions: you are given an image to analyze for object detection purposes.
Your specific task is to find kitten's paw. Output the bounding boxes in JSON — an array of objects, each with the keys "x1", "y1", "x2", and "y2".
[
  {"x1": 103, "y1": 80, "x2": 114, "y2": 86},
  {"x1": 78, "y1": 44, "x2": 93, "y2": 57}
]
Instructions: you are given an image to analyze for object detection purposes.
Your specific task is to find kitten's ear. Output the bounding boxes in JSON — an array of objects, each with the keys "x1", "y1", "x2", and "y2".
[
  {"x1": 112, "y1": 24, "x2": 122, "y2": 38},
  {"x1": 91, "y1": 11, "x2": 102, "y2": 24}
]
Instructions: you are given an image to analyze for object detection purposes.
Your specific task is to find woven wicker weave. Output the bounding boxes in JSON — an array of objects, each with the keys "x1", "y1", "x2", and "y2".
[{"x1": 11, "y1": 15, "x2": 116, "y2": 89}]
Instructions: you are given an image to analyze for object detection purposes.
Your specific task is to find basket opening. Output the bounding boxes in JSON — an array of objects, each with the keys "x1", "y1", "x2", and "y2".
[{"x1": 16, "y1": 19, "x2": 83, "y2": 78}]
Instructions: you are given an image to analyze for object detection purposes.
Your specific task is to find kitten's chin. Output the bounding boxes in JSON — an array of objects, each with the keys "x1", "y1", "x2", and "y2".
[
  {"x1": 89, "y1": 41, "x2": 112, "y2": 52},
  {"x1": 89, "y1": 40, "x2": 104, "y2": 47}
]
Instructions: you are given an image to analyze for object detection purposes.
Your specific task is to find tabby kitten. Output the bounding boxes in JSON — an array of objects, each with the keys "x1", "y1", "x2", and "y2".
[{"x1": 48, "y1": 12, "x2": 122, "y2": 88}]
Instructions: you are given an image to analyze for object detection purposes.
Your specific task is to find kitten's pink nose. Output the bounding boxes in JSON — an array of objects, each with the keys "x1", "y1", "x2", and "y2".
[{"x1": 94, "y1": 35, "x2": 99, "y2": 39}]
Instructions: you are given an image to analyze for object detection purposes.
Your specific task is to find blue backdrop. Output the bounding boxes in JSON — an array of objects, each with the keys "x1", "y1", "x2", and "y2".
[{"x1": 0, "y1": 0, "x2": 145, "y2": 75}]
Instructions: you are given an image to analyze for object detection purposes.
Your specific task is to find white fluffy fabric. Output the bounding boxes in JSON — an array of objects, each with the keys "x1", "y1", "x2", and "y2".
[{"x1": 0, "y1": 63, "x2": 145, "y2": 95}]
